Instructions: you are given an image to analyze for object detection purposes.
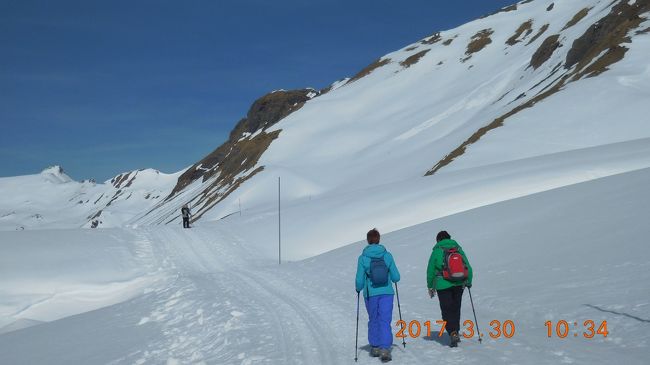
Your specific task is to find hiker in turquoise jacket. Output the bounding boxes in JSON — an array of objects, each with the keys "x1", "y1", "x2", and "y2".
[
  {"x1": 427, "y1": 230, "x2": 473, "y2": 347},
  {"x1": 355, "y1": 229, "x2": 400, "y2": 361}
]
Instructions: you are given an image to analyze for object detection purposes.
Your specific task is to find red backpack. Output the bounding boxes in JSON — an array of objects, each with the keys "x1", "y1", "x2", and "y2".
[{"x1": 442, "y1": 248, "x2": 468, "y2": 282}]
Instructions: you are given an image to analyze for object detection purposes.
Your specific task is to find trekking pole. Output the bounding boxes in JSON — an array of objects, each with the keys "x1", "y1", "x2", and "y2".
[
  {"x1": 355, "y1": 292, "x2": 360, "y2": 362},
  {"x1": 394, "y1": 283, "x2": 406, "y2": 348},
  {"x1": 467, "y1": 287, "x2": 482, "y2": 344}
]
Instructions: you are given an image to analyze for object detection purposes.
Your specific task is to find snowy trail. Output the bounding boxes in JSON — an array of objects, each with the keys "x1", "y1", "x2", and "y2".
[
  {"x1": 1, "y1": 223, "x2": 354, "y2": 364},
  {"x1": 2, "y1": 168, "x2": 650, "y2": 364},
  {"x1": 126, "y1": 226, "x2": 350, "y2": 364}
]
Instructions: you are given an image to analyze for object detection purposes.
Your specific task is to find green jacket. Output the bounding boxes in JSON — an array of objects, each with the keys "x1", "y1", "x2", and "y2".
[{"x1": 426, "y1": 239, "x2": 473, "y2": 291}]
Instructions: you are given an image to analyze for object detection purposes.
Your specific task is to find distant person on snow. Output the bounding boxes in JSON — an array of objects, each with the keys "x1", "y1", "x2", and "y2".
[
  {"x1": 181, "y1": 205, "x2": 191, "y2": 228},
  {"x1": 427, "y1": 230, "x2": 473, "y2": 347},
  {"x1": 355, "y1": 228, "x2": 401, "y2": 362}
]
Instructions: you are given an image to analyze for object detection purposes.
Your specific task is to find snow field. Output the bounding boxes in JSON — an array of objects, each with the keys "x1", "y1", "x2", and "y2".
[
  {"x1": 209, "y1": 137, "x2": 650, "y2": 260},
  {"x1": 1, "y1": 1, "x2": 649, "y2": 363},
  {"x1": 0, "y1": 228, "x2": 158, "y2": 330},
  {"x1": 1, "y1": 166, "x2": 649, "y2": 364}
]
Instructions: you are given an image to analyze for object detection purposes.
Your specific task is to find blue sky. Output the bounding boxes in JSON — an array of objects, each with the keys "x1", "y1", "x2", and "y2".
[{"x1": 0, "y1": 0, "x2": 516, "y2": 181}]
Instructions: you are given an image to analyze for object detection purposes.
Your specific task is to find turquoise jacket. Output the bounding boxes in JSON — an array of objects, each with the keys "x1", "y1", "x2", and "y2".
[{"x1": 355, "y1": 244, "x2": 400, "y2": 298}]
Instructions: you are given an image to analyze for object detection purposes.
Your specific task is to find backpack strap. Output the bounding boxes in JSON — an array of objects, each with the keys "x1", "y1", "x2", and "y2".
[
  {"x1": 364, "y1": 256, "x2": 371, "y2": 298},
  {"x1": 366, "y1": 280, "x2": 369, "y2": 298},
  {"x1": 437, "y1": 247, "x2": 449, "y2": 277}
]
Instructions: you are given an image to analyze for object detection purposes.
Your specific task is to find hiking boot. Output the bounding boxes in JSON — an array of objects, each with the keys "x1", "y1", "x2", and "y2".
[
  {"x1": 450, "y1": 331, "x2": 460, "y2": 347},
  {"x1": 379, "y1": 348, "x2": 392, "y2": 362},
  {"x1": 370, "y1": 347, "x2": 381, "y2": 357}
]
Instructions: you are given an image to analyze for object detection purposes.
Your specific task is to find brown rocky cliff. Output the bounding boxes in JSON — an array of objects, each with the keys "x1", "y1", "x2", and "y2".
[{"x1": 165, "y1": 88, "x2": 318, "y2": 205}]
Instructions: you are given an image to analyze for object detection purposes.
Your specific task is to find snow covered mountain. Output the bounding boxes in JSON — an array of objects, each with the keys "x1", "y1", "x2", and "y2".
[
  {"x1": 3, "y1": 0, "x2": 649, "y2": 240},
  {"x1": 2, "y1": 1, "x2": 650, "y2": 363},
  {"x1": 137, "y1": 0, "x2": 650, "y2": 257},
  {"x1": 0, "y1": 166, "x2": 181, "y2": 230}
]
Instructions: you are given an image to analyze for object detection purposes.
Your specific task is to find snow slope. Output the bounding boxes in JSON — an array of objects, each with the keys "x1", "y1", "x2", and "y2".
[
  {"x1": 184, "y1": 137, "x2": 650, "y2": 260},
  {"x1": 137, "y1": 0, "x2": 650, "y2": 253},
  {"x1": 1, "y1": 166, "x2": 648, "y2": 364}
]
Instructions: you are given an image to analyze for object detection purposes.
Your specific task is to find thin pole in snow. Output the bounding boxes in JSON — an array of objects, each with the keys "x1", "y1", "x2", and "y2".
[
  {"x1": 239, "y1": 198, "x2": 242, "y2": 217},
  {"x1": 278, "y1": 176, "x2": 281, "y2": 265}
]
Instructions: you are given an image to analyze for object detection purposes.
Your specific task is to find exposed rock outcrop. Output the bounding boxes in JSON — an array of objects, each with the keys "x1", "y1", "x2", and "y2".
[
  {"x1": 169, "y1": 89, "x2": 316, "y2": 199},
  {"x1": 427, "y1": 0, "x2": 650, "y2": 175},
  {"x1": 526, "y1": 23, "x2": 550, "y2": 45},
  {"x1": 421, "y1": 32, "x2": 442, "y2": 45},
  {"x1": 565, "y1": 0, "x2": 649, "y2": 78},
  {"x1": 562, "y1": 7, "x2": 592, "y2": 30},
  {"x1": 529, "y1": 34, "x2": 561, "y2": 69},
  {"x1": 348, "y1": 58, "x2": 392, "y2": 83},
  {"x1": 506, "y1": 20, "x2": 534, "y2": 45},
  {"x1": 150, "y1": 88, "x2": 318, "y2": 222},
  {"x1": 462, "y1": 29, "x2": 494, "y2": 62},
  {"x1": 400, "y1": 50, "x2": 431, "y2": 68}
]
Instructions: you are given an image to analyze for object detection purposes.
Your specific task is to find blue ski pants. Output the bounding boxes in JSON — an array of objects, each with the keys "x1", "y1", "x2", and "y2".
[{"x1": 364, "y1": 294, "x2": 394, "y2": 349}]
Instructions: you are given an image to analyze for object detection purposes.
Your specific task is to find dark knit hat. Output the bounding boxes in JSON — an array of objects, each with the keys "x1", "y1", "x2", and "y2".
[
  {"x1": 436, "y1": 230, "x2": 451, "y2": 242},
  {"x1": 367, "y1": 228, "x2": 380, "y2": 244}
]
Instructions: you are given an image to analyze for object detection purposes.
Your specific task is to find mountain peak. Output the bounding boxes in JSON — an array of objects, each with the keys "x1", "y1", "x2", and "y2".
[{"x1": 40, "y1": 165, "x2": 72, "y2": 184}]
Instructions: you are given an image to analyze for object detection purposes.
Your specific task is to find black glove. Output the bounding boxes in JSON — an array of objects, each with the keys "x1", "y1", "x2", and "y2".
[{"x1": 464, "y1": 283, "x2": 472, "y2": 289}]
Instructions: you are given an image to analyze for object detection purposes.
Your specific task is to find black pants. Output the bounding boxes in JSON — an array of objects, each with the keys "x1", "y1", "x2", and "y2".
[
  {"x1": 437, "y1": 285, "x2": 464, "y2": 334},
  {"x1": 182, "y1": 217, "x2": 190, "y2": 228}
]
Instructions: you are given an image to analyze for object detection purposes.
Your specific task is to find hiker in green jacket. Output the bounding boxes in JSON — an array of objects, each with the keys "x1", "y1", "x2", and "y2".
[{"x1": 426, "y1": 230, "x2": 473, "y2": 347}]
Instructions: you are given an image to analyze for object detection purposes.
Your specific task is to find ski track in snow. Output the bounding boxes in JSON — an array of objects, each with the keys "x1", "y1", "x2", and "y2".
[
  {"x1": 1, "y1": 222, "x2": 645, "y2": 364},
  {"x1": 110, "y1": 227, "x2": 349, "y2": 364}
]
